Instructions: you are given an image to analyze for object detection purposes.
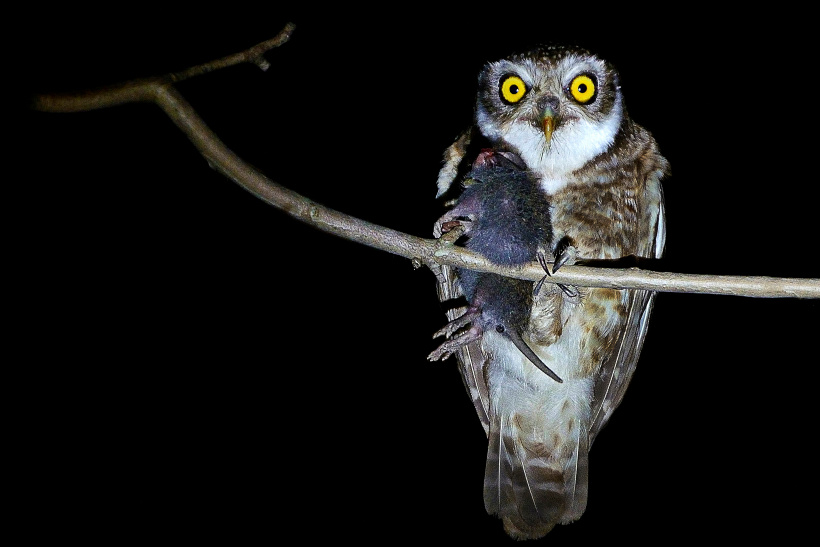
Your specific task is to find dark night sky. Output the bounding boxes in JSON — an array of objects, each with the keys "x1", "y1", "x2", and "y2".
[{"x1": 17, "y1": 9, "x2": 819, "y2": 543}]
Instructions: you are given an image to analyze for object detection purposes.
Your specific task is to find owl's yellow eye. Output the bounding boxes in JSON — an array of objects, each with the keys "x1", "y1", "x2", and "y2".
[
  {"x1": 499, "y1": 75, "x2": 528, "y2": 104},
  {"x1": 568, "y1": 74, "x2": 597, "y2": 104}
]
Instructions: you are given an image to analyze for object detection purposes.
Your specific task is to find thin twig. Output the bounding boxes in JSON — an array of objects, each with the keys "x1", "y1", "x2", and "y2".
[
  {"x1": 30, "y1": 24, "x2": 820, "y2": 300},
  {"x1": 168, "y1": 25, "x2": 295, "y2": 80}
]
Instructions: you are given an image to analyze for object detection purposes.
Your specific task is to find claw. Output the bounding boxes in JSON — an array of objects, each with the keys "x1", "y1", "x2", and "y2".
[
  {"x1": 552, "y1": 236, "x2": 577, "y2": 273},
  {"x1": 534, "y1": 248, "x2": 579, "y2": 298},
  {"x1": 534, "y1": 251, "x2": 551, "y2": 295},
  {"x1": 550, "y1": 237, "x2": 580, "y2": 296},
  {"x1": 556, "y1": 283, "x2": 578, "y2": 298}
]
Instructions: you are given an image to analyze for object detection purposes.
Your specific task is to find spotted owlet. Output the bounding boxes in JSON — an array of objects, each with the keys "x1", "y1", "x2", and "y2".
[{"x1": 429, "y1": 45, "x2": 668, "y2": 540}]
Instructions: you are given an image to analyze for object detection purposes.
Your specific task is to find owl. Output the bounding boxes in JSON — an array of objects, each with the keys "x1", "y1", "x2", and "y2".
[{"x1": 430, "y1": 45, "x2": 668, "y2": 540}]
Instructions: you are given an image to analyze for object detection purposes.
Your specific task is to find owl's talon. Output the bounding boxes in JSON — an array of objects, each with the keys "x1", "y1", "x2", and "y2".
[
  {"x1": 535, "y1": 249, "x2": 578, "y2": 297},
  {"x1": 551, "y1": 239, "x2": 580, "y2": 296},
  {"x1": 552, "y1": 236, "x2": 577, "y2": 273},
  {"x1": 557, "y1": 283, "x2": 578, "y2": 298},
  {"x1": 534, "y1": 251, "x2": 551, "y2": 295}
]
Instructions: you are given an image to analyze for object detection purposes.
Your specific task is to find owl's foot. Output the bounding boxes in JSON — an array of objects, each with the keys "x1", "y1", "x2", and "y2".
[{"x1": 535, "y1": 243, "x2": 578, "y2": 298}]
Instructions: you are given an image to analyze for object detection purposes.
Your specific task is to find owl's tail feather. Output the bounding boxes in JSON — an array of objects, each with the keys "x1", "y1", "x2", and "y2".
[{"x1": 484, "y1": 412, "x2": 588, "y2": 540}]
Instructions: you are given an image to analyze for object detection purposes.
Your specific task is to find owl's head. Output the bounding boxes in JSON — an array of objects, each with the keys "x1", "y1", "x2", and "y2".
[{"x1": 476, "y1": 46, "x2": 624, "y2": 182}]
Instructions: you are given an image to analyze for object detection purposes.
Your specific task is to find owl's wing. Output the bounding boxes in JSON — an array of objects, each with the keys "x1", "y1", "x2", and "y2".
[
  {"x1": 588, "y1": 288, "x2": 656, "y2": 442},
  {"x1": 588, "y1": 180, "x2": 666, "y2": 442},
  {"x1": 432, "y1": 126, "x2": 492, "y2": 433},
  {"x1": 431, "y1": 253, "x2": 491, "y2": 435},
  {"x1": 436, "y1": 128, "x2": 474, "y2": 198}
]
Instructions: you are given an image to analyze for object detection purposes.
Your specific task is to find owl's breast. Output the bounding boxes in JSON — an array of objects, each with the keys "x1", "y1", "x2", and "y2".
[{"x1": 548, "y1": 175, "x2": 647, "y2": 260}]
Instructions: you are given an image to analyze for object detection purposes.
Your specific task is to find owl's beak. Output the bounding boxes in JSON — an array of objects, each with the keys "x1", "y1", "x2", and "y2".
[
  {"x1": 537, "y1": 96, "x2": 560, "y2": 146},
  {"x1": 541, "y1": 109, "x2": 557, "y2": 146}
]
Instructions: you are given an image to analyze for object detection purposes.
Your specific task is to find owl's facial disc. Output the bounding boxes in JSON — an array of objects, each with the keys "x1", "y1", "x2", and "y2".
[{"x1": 475, "y1": 53, "x2": 624, "y2": 186}]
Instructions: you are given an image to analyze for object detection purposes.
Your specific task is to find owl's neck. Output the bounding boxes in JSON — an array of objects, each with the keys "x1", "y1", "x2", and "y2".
[{"x1": 545, "y1": 124, "x2": 624, "y2": 192}]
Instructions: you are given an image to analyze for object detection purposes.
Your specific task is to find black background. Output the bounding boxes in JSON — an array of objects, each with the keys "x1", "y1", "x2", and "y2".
[{"x1": 17, "y1": 8, "x2": 819, "y2": 542}]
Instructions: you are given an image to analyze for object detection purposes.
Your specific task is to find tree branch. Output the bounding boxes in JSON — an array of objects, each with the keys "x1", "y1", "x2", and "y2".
[{"x1": 31, "y1": 24, "x2": 820, "y2": 300}]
